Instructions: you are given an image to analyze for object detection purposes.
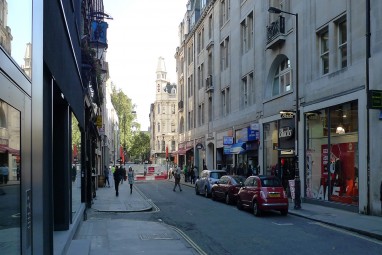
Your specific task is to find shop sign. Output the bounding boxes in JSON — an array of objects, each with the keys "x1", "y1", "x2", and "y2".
[
  {"x1": 223, "y1": 136, "x2": 234, "y2": 145},
  {"x1": 280, "y1": 111, "x2": 295, "y2": 119},
  {"x1": 279, "y1": 126, "x2": 294, "y2": 139},
  {"x1": 368, "y1": 90, "x2": 382, "y2": 109}
]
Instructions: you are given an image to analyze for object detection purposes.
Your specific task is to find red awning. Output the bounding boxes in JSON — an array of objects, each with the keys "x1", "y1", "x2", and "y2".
[
  {"x1": 0, "y1": 145, "x2": 20, "y2": 156},
  {"x1": 177, "y1": 148, "x2": 193, "y2": 155}
]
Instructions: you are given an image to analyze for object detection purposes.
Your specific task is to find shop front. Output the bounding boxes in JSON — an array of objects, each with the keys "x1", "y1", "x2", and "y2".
[
  {"x1": 263, "y1": 118, "x2": 296, "y2": 193},
  {"x1": 216, "y1": 130, "x2": 234, "y2": 172},
  {"x1": 305, "y1": 100, "x2": 359, "y2": 206}
]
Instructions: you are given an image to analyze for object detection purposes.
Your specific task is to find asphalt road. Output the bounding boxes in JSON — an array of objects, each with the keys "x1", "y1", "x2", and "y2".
[{"x1": 88, "y1": 181, "x2": 382, "y2": 255}]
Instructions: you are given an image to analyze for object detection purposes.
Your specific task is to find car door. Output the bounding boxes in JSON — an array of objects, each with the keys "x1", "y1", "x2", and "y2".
[
  {"x1": 241, "y1": 177, "x2": 255, "y2": 206},
  {"x1": 216, "y1": 176, "x2": 227, "y2": 199}
]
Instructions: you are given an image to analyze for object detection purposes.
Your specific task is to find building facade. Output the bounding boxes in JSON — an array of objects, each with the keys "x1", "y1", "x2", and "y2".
[
  {"x1": 150, "y1": 57, "x2": 179, "y2": 166},
  {"x1": 175, "y1": 0, "x2": 382, "y2": 216}
]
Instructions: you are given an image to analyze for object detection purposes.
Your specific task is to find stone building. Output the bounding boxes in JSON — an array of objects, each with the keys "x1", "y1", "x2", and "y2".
[{"x1": 175, "y1": 0, "x2": 382, "y2": 215}]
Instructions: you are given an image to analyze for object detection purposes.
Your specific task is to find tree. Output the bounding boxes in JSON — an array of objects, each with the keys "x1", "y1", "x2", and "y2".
[
  {"x1": 110, "y1": 83, "x2": 140, "y2": 161},
  {"x1": 130, "y1": 131, "x2": 150, "y2": 163},
  {"x1": 72, "y1": 114, "x2": 81, "y2": 163}
]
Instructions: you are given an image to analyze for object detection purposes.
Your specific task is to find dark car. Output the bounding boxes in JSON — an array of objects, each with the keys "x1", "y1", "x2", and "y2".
[
  {"x1": 211, "y1": 175, "x2": 246, "y2": 204},
  {"x1": 236, "y1": 175, "x2": 288, "y2": 216}
]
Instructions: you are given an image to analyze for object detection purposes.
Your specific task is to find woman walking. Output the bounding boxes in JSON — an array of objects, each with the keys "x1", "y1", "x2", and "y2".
[{"x1": 127, "y1": 166, "x2": 135, "y2": 194}]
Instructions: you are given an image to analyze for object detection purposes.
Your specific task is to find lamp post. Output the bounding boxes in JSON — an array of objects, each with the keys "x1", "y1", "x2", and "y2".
[{"x1": 268, "y1": 6, "x2": 301, "y2": 209}]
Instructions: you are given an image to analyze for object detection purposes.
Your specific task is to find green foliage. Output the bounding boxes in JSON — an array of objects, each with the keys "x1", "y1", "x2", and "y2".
[
  {"x1": 72, "y1": 114, "x2": 81, "y2": 148},
  {"x1": 130, "y1": 131, "x2": 151, "y2": 162},
  {"x1": 110, "y1": 84, "x2": 136, "y2": 152}
]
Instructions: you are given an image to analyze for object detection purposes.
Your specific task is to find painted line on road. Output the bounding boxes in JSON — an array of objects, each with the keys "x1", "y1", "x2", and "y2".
[
  {"x1": 272, "y1": 222, "x2": 294, "y2": 226},
  {"x1": 167, "y1": 224, "x2": 208, "y2": 255},
  {"x1": 314, "y1": 222, "x2": 382, "y2": 245},
  {"x1": 135, "y1": 186, "x2": 160, "y2": 212}
]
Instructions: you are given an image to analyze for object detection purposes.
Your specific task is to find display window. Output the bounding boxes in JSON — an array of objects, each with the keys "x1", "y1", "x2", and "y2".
[
  {"x1": 0, "y1": 100, "x2": 21, "y2": 253},
  {"x1": 305, "y1": 101, "x2": 358, "y2": 205}
]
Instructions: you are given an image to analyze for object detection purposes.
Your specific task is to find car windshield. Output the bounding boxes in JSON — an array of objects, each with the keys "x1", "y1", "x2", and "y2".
[
  {"x1": 232, "y1": 176, "x2": 246, "y2": 184},
  {"x1": 261, "y1": 177, "x2": 282, "y2": 187},
  {"x1": 210, "y1": 172, "x2": 225, "y2": 179}
]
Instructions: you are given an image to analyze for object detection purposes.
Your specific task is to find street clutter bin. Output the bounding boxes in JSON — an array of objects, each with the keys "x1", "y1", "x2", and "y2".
[{"x1": 98, "y1": 175, "x2": 105, "y2": 187}]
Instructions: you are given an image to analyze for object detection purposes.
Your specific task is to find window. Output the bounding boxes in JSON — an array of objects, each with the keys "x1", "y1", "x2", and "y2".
[
  {"x1": 241, "y1": 77, "x2": 248, "y2": 108},
  {"x1": 158, "y1": 122, "x2": 161, "y2": 133},
  {"x1": 198, "y1": 64, "x2": 204, "y2": 89},
  {"x1": 197, "y1": 28, "x2": 204, "y2": 54},
  {"x1": 272, "y1": 58, "x2": 292, "y2": 96},
  {"x1": 208, "y1": 14, "x2": 213, "y2": 39},
  {"x1": 220, "y1": 0, "x2": 230, "y2": 27},
  {"x1": 188, "y1": 110, "x2": 194, "y2": 130},
  {"x1": 320, "y1": 28, "x2": 329, "y2": 75},
  {"x1": 208, "y1": 97, "x2": 213, "y2": 122},
  {"x1": 171, "y1": 104, "x2": 175, "y2": 114},
  {"x1": 222, "y1": 87, "x2": 230, "y2": 116},
  {"x1": 220, "y1": 37, "x2": 230, "y2": 71},
  {"x1": 241, "y1": 12, "x2": 253, "y2": 54},
  {"x1": 337, "y1": 19, "x2": 347, "y2": 69},
  {"x1": 188, "y1": 75, "x2": 194, "y2": 97},
  {"x1": 157, "y1": 104, "x2": 160, "y2": 114},
  {"x1": 171, "y1": 122, "x2": 176, "y2": 132},
  {"x1": 171, "y1": 140, "x2": 175, "y2": 152},
  {"x1": 249, "y1": 73, "x2": 254, "y2": 105},
  {"x1": 198, "y1": 103, "x2": 205, "y2": 126},
  {"x1": 188, "y1": 43, "x2": 194, "y2": 65}
]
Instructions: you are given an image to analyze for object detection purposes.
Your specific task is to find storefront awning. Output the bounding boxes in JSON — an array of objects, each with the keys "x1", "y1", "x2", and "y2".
[
  {"x1": 0, "y1": 145, "x2": 20, "y2": 156},
  {"x1": 177, "y1": 148, "x2": 193, "y2": 155},
  {"x1": 230, "y1": 142, "x2": 246, "y2": 154}
]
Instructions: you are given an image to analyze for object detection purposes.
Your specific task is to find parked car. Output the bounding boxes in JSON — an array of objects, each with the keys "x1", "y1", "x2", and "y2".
[
  {"x1": 211, "y1": 175, "x2": 246, "y2": 204},
  {"x1": 236, "y1": 175, "x2": 288, "y2": 216},
  {"x1": 195, "y1": 170, "x2": 227, "y2": 197}
]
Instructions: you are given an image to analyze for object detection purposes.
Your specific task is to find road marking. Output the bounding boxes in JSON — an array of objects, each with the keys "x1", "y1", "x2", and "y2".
[
  {"x1": 314, "y1": 222, "x2": 382, "y2": 245},
  {"x1": 167, "y1": 224, "x2": 208, "y2": 255},
  {"x1": 272, "y1": 222, "x2": 294, "y2": 226}
]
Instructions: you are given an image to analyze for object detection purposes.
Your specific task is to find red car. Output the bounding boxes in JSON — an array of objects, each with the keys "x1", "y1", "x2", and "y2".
[
  {"x1": 211, "y1": 175, "x2": 246, "y2": 204},
  {"x1": 236, "y1": 175, "x2": 288, "y2": 216}
]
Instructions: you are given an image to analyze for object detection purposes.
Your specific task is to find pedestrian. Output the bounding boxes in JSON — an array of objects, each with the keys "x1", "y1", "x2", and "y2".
[
  {"x1": 190, "y1": 165, "x2": 195, "y2": 184},
  {"x1": 120, "y1": 166, "x2": 126, "y2": 184},
  {"x1": 127, "y1": 166, "x2": 134, "y2": 194},
  {"x1": 1, "y1": 163, "x2": 9, "y2": 184},
  {"x1": 193, "y1": 165, "x2": 198, "y2": 184},
  {"x1": 104, "y1": 165, "x2": 110, "y2": 187},
  {"x1": 113, "y1": 166, "x2": 123, "y2": 196},
  {"x1": 173, "y1": 165, "x2": 182, "y2": 192},
  {"x1": 168, "y1": 166, "x2": 173, "y2": 179},
  {"x1": 183, "y1": 164, "x2": 188, "y2": 182}
]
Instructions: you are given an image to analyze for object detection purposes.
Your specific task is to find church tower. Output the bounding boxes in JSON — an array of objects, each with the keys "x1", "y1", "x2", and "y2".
[{"x1": 150, "y1": 57, "x2": 178, "y2": 166}]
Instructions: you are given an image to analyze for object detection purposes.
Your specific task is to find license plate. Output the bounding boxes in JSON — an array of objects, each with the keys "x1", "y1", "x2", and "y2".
[{"x1": 268, "y1": 193, "x2": 280, "y2": 198}]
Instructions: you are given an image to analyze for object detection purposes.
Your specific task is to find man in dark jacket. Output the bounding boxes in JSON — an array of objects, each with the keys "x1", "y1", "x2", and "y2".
[{"x1": 113, "y1": 166, "x2": 123, "y2": 196}]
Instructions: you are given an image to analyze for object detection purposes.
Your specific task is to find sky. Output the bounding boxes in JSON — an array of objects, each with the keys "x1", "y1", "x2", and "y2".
[{"x1": 105, "y1": 0, "x2": 188, "y2": 131}]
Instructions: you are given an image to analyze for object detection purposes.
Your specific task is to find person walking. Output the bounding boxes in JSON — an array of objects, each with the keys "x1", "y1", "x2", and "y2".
[
  {"x1": 190, "y1": 165, "x2": 195, "y2": 184},
  {"x1": 104, "y1": 165, "x2": 110, "y2": 187},
  {"x1": 1, "y1": 163, "x2": 9, "y2": 184},
  {"x1": 173, "y1": 165, "x2": 182, "y2": 192},
  {"x1": 127, "y1": 166, "x2": 134, "y2": 194},
  {"x1": 113, "y1": 166, "x2": 123, "y2": 196},
  {"x1": 120, "y1": 166, "x2": 126, "y2": 184}
]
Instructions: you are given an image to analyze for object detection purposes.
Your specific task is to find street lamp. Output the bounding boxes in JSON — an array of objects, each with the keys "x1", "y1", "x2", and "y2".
[{"x1": 268, "y1": 6, "x2": 301, "y2": 209}]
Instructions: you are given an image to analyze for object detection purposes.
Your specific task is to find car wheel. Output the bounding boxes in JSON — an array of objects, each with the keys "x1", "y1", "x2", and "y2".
[
  {"x1": 280, "y1": 209, "x2": 288, "y2": 216},
  {"x1": 225, "y1": 193, "x2": 231, "y2": 205},
  {"x1": 211, "y1": 190, "x2": 216, "y2": 201},
  {"x1": 253, "y1": 201, "x2": 261, "y2": 217},
  {"x1": 204, "y1": 187, "x2": 209, "y2": 198},
  {"x1": 195, "y1": 185, "x2": 199, "y2": 195},
  {"x1": 236, "y1": 198, "x2": 243, "y2": 210}
]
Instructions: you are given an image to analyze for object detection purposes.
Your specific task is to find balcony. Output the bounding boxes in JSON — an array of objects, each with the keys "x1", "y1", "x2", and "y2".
[
  {"x1": 266, "y1": 16, "x2": 286, "y2": 49},
  {"x1": 205, "y1": 75, "x2": 214, "y2": 93}
]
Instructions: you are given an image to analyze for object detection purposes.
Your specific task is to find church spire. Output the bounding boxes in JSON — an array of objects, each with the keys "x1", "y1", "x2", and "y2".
[{"x1": 156, "y1": 56, "x2": 167, "y2": 82}]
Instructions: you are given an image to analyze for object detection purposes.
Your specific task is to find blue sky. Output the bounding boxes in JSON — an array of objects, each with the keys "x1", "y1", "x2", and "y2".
[{"x1": 105, "y1": 0, "x2": 188, "y2": 130}]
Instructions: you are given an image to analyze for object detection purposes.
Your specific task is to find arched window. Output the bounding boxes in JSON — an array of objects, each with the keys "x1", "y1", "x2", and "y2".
[{"x1": 272, "y1": 58, "x2": 292, "y2": 97}]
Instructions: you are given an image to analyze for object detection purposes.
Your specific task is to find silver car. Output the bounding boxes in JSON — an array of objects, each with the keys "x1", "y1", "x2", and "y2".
[{"x1": 195, "y1": 170, "x2": 227, "y2": 197}]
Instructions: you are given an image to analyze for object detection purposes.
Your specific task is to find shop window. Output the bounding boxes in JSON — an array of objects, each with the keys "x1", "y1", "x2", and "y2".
[
  {"x1": 305, "y1": 101, "x2": 358, "y2": 205},
  {"x1": 0, "y1": 100, "x2": 21, "y2": 253}
]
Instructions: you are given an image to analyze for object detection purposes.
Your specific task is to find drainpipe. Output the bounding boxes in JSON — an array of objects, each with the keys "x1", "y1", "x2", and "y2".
[{"x1": 365, "y1": 0, "x2": 371, "y2": 214}]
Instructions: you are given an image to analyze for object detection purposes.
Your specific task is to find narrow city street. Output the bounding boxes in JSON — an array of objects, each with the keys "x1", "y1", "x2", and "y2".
[{"x1": 83, "y1": 180, "x2": 382, "y2": 255}]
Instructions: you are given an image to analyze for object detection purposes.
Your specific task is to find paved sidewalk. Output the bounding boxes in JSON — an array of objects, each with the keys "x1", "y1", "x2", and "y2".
[{"x1": 68, "y1": 179, "x2": 202, "y2": 255}]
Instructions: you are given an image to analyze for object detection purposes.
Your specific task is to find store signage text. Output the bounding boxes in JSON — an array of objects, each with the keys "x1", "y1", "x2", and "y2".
[
  {"x1": 279, "y1": 127, "x2": 294, "y2": 139},
  {"x1": 280, "y1": 112, "x2": 295, "y2": 119}
]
